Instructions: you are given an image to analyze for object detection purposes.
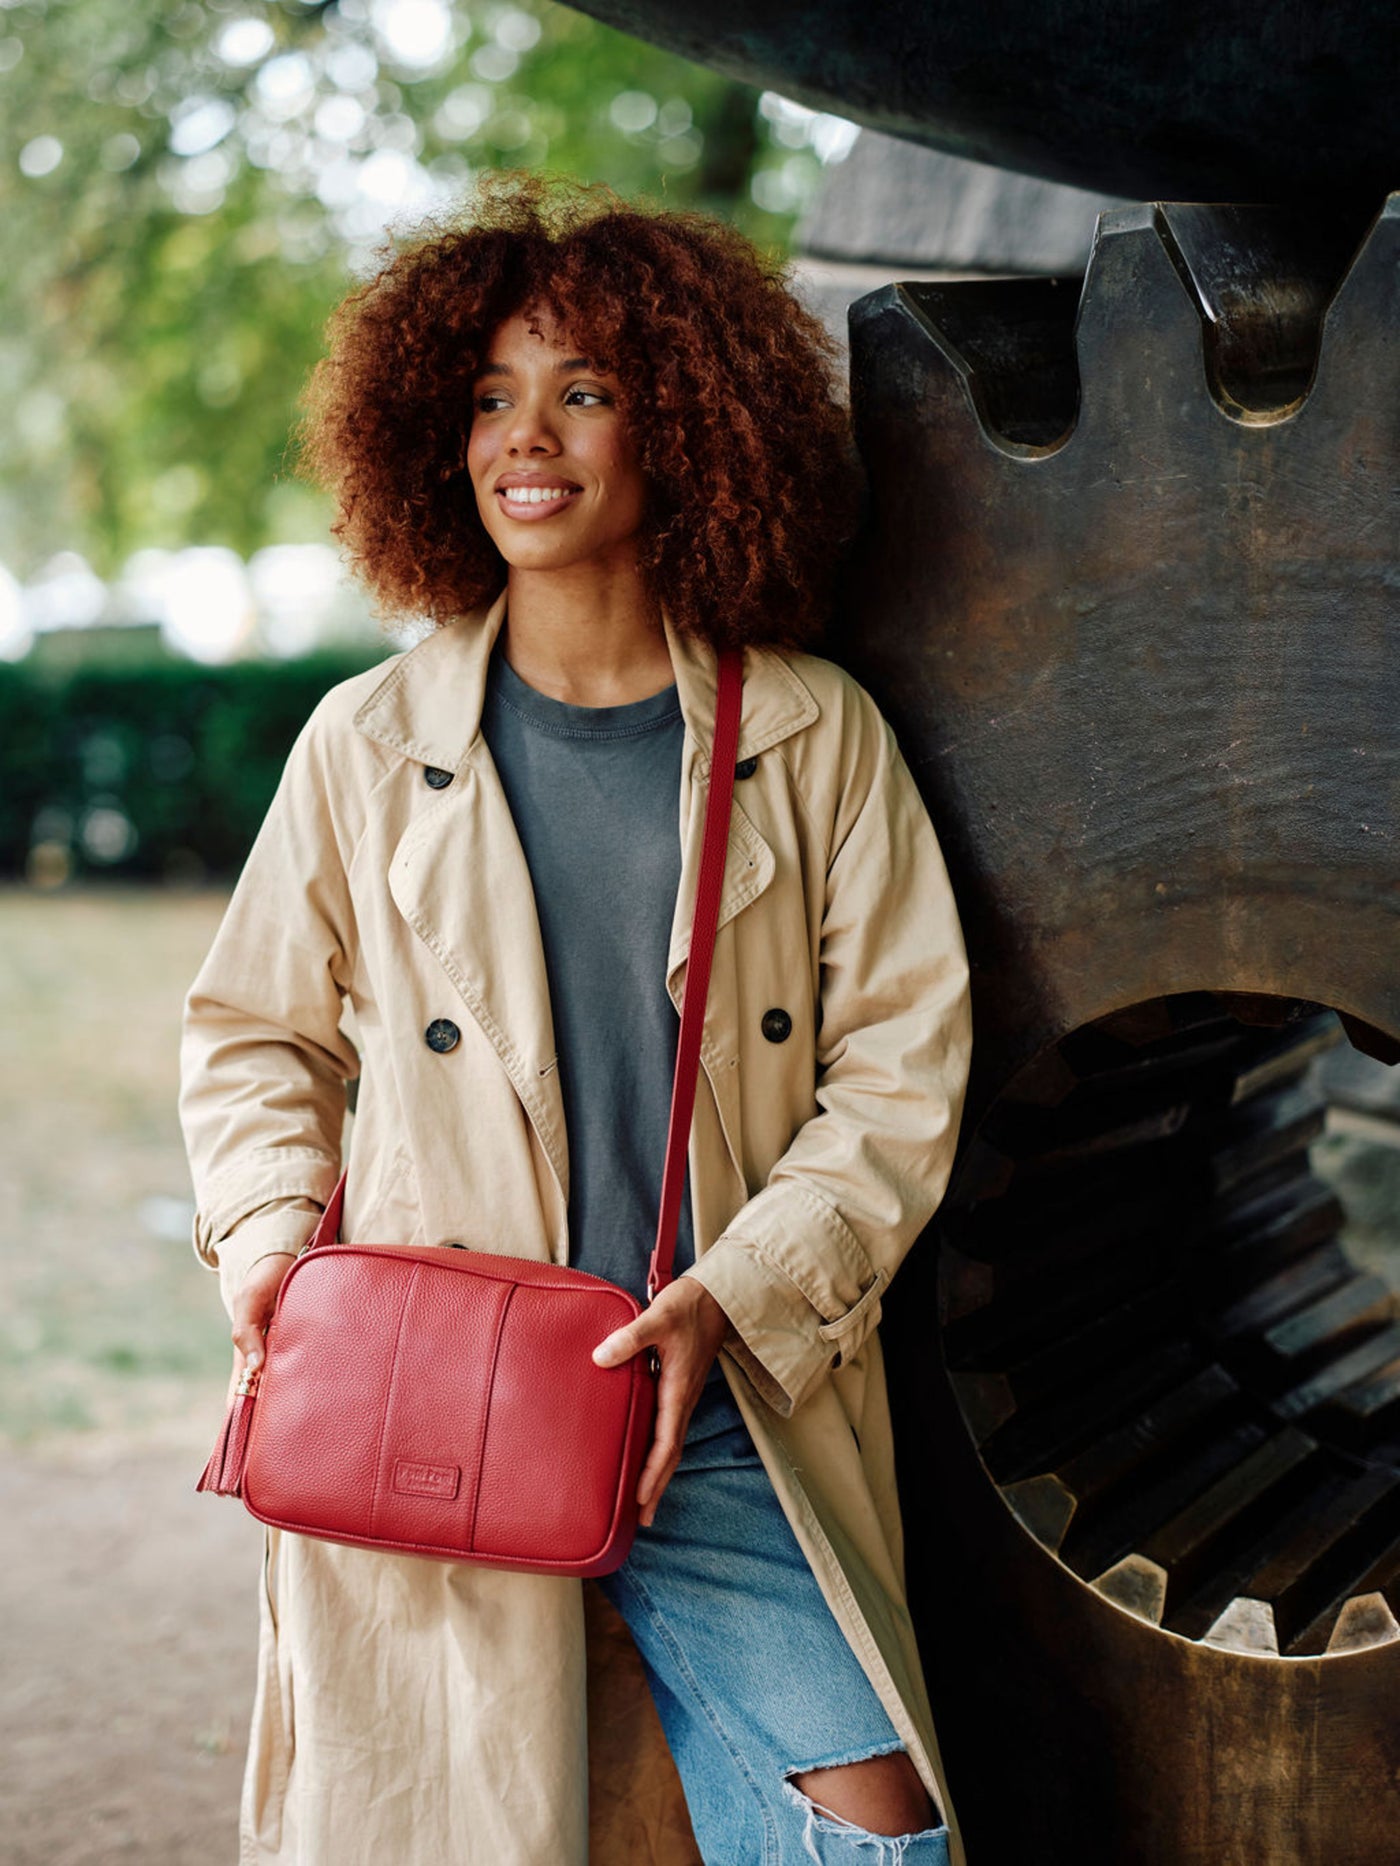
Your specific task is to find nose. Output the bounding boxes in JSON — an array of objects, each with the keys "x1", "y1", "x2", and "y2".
[{"x1": 504, "y1": 393, "x2": 561, "y2": 457}]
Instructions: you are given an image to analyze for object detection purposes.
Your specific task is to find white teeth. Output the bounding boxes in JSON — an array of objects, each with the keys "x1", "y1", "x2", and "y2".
[{"x1": 501, "y1": 485, "x2": 571, "y2": 505}]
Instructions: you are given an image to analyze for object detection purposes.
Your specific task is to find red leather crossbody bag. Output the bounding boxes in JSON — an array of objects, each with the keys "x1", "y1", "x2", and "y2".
[{"x1": 196, "y1": 649, "x2": 743, "y2": 1578}]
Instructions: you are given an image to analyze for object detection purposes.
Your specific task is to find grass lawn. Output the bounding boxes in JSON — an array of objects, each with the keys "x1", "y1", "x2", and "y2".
[{"x1": 0, "y1": 885, "x2": 234, "y2": 1448}]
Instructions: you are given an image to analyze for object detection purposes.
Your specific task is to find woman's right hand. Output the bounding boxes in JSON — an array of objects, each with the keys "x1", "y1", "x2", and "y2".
[{"x1": 227, "y1": 1252, "x2": 298, "y2": 1401}]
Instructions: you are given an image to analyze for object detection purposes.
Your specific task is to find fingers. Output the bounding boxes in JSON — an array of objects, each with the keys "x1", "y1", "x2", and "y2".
[
  {"x1": 230, "y1": 1253, "x2": 296, "y2": 1375},
  {"x1": 590, "y1": 1283, "x2": 731, "y2": 1526},
  {"x1": 231, "y1": 1319, "x2": 267, "y2": 1374},
  {"x1": 592, "y1": 1314, "x2": 650, "y2": 1369},
  {"x1": 637, "y1": 1377, "x2": 691, "y2": 1527},
  {"x1": 231, "y1": 1299, "x2": 272, "y2": 1373},
  {"x1": 593, "y1": 1278, "x2": 727, "y2": 1369},
  {"x1": 590, "y1": 1310, "x2": 693, "y2": 1524}
]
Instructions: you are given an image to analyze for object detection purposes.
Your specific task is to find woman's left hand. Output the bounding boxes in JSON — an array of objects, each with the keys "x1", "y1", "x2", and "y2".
[{"x1": 592, "y1": 1279, "x2": 731, "y2": 1527}]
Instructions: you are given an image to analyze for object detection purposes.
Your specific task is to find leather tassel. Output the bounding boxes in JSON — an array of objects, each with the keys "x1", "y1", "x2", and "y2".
[{"x1": 196, "y1": 1367, "x2": 259, "y2": 1496}]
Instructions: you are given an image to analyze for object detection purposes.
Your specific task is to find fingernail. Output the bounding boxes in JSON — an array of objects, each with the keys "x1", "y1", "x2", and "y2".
[
  {"x1": 245, "y1": 1350, "x2": 262, "y2": 1372},
  {"x1": 592, "y1": 1341, "x2": 616, "y2": 1365}
]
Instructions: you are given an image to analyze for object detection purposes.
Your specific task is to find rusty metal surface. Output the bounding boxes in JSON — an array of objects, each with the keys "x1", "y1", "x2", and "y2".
[
  {"x1": 566, "y1": 0, "x2": 1400, "y2": 206},
  {"x1": 844, "y1": 198, "x2": 1400, "y2": 1863}
]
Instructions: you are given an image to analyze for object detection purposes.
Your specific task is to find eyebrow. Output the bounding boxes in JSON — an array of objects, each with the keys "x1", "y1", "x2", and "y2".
[{"x1": 475, "y1": 357, "x2": 592, "y2": 380}]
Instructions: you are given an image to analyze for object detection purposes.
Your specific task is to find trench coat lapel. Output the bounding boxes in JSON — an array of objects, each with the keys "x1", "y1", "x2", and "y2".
[
  {"x1": 661, "y1": 613, "x2": 819, "y2": 978},
  {"x1": 354, "y1": 593, "x2": 570, "y2": 1207}
]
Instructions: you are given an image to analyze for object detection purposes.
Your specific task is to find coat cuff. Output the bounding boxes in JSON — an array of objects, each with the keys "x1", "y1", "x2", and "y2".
[
  {"x1": 684, "y1": 1183, "x2": 886, "y2": 1416},
  {"x1": 193, "y1": 1146, "x2": 342, "y2": 1249},
  {"x1": 198, "y1": 1202, "x2": 325, "y2": 1320}
]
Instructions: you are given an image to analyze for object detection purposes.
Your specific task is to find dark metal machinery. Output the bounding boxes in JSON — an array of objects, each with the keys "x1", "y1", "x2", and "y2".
[
  {"x1": 851, "y1": 199, "x2": 1400, "y2": 1862},
  {"x1": 568, "y1": 5, "x2": 1400, "y2": 1858}
]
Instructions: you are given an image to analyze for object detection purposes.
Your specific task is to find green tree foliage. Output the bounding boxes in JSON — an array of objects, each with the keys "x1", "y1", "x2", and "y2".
[{"x1": 0, "y1": 0, "x2": 840, "y2": 581}]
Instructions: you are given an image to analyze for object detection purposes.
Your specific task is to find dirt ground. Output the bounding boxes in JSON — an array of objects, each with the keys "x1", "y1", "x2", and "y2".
[
  {"x1": 0, "y1": 1435, "x2": 259, "y2": 1865},
  {"x1": 0, "y1": 885, "x2": 256, "y2": 1865}
]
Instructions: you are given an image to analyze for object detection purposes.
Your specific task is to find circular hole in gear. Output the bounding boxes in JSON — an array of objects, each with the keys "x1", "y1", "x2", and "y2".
[{"x1": 938, "y1": 990, "x2": 1400, "y2": 1659}]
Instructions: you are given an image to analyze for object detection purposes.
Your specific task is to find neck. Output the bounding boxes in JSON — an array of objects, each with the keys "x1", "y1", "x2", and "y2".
[{"x1": 499, "y1": 561, "x2": 674, "y2": 706}]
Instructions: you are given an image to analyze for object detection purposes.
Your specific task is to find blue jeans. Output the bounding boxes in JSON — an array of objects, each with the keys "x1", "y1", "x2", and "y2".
[{"x1": 598, "y1": 1381, "x2": 951, "y2": 1865}]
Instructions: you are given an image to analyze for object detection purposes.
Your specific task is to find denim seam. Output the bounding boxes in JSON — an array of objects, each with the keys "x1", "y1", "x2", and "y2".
[{"x1": 611, "y1": 1561, "x2": 781, "y2": 1866}]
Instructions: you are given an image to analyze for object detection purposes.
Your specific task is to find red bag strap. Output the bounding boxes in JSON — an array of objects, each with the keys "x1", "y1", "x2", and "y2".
[
  {"x1": 306, "y1": 1171, "x2": 345, "y2": 1251},
  {"x1": 306, "y1": 646, "x2": 744, "y2": 1293},
  {"x1": 647, "y1": 646, "x2": 743, "y2": 1300}
]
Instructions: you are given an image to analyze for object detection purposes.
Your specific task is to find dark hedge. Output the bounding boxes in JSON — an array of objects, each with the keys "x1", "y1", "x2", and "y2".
[{"x1": 0, "y1": 651, "x2": 391, "y2": 881}]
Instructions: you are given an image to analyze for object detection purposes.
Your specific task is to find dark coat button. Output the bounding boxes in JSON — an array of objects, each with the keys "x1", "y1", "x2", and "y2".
[
  {"x1": 425, "y1": 1018, "x2": 460, "y2": 1053},
  {"x1": 734, "y1": 756, "x2": 758, "y2": 779},
  {"x1": 424, "y1": 766, "x2": 453, "y2": 789},
  {"x1": 761, "y1": 1007, "x2": 792, "y2": 1043}
]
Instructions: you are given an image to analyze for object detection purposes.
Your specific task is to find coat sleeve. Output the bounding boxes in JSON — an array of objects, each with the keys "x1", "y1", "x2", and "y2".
[
  {"x1": 682, "y1": 683, "x2": 972, "y2": 1416},
  {"x1": 179, "y1": 698, "x2": 366, "y2": 1319}
]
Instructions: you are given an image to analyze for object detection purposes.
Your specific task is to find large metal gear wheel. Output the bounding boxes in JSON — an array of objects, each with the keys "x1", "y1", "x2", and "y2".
[{"x1": 844, "y1": 196, "x2": 1400, "y2": 1864}]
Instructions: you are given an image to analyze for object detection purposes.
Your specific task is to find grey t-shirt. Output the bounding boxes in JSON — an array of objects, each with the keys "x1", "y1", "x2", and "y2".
[{"x1": 480, "y1": 647, "x2": 698, "y2": 1306}]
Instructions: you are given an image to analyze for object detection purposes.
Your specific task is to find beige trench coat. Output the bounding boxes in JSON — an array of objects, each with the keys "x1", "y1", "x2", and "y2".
[{"x1": 181, "y1": 590, "x2": 973, "y2": 1866}]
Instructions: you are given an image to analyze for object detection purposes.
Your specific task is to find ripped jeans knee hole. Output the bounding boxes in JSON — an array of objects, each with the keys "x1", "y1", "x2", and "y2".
[{"x1": 781, "y1": 1751, "x2": 950, "y2": 1865}]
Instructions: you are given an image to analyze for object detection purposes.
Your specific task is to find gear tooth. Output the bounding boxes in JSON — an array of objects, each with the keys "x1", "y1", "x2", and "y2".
[
  {"x1": 1310, "y1": 193, "x2": 1400, "y2": 410},
  {"x1": 850, "y1": 278, "x2": 1081, "y2": 459},
  {"x1": 849, "y1": 284, "x2": 1005, "y2": 457},
  {"x1": 1073, "y1": 204, "x2": 1213, "y2": 443}
]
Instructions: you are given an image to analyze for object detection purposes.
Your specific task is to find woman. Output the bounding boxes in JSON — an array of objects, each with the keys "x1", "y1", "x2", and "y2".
[{"x1": 181, "y1": 176, "x2": 972, "y2": 1866}]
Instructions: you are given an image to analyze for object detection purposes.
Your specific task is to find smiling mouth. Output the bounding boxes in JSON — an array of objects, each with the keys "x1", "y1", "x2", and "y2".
[{"x1": 496, "y1": 484, "x2": 580, "y2": 517}]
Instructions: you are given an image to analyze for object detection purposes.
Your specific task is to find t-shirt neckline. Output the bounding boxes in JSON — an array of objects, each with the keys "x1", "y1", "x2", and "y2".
[{"x1": 486, "y1": 646, "x2": 682, "y2": 741}]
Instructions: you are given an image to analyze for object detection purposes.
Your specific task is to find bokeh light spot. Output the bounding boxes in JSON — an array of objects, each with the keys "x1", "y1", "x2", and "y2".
[{"x1": 19, "y1": 136, "x2": 64, "y2": 178}]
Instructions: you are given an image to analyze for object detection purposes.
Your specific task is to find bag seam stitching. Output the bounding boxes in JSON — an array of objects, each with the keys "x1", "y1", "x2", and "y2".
[
  {"x1": 367, "y1": 1263, "x2": 418, "y2": 1539},
  {"x1": 466, "y1": 1279, "x2": 516, "y2": 1552}
]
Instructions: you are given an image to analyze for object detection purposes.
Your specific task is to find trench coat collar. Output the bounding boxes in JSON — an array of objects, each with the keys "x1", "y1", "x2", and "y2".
[
  {"x1": 350, "y1": 588, "x2": 820, "y2": 774},
  {"x1": 664, "y1": 617, "x2": 820, "y2": 774}
]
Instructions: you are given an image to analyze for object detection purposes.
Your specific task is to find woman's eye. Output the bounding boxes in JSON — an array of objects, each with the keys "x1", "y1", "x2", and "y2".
[
  {"x1": 475, "y1": 392, "x2": 509, "y2": 413},
  {"x1": 564, "y1": 386, "x2": 608, "y2": 407}
]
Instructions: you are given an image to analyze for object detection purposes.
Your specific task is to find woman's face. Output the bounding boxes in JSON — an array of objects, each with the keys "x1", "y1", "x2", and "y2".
[{"x1": 467, "y1": 305, "x2": 648, "y2": 578}]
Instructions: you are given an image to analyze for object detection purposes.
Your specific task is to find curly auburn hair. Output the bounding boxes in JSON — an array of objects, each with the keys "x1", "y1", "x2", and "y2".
[{"x1": 293, "y1": 174, "x2": 861, "y2": 651}]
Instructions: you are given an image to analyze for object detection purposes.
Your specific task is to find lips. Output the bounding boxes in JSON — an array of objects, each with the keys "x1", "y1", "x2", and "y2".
[{"x1": 493, "y1": 476, "x2": 582, "y2": 520}]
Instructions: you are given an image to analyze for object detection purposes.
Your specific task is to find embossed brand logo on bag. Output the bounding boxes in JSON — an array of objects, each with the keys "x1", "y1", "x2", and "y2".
[{"x1": 393, "y1": 1459, "x2": 461, "y2": 1500}]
